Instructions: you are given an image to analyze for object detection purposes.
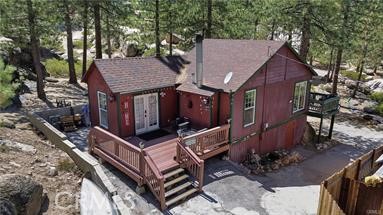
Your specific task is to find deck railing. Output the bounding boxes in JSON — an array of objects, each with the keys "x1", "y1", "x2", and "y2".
[
  {"x1": 88, "y1": 126, "x2": 143, "y2": 184},
  {"x1": 176, "y1": 139, "x2": 204, "y2": 191},
  {"x1": 308, "y1": 92, "x2": 340, "y2": 116},
  {"x1": 89, "y1": 127, "x2": 167, "y2": 209},
  {"x1": 183, "y1": 124, "x2": 230, "y2": 155},
  {"x1": 143, "y1": 155, "x2": 166, "y2": 210}
]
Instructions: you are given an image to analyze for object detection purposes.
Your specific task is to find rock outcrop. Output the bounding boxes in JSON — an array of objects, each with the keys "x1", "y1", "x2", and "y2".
[{"x1": 0, "y1": 174, "x2": 44, "y2": 215}]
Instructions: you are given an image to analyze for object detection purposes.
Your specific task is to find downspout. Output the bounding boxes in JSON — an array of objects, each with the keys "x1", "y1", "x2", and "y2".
[
  {"x1": 260, "y1": 48, "x2": 270, "y2": 153},
  {"x1": 116, "y1": 93, "x2": 122, "y2": 137},
  {"x1": 217, "y1": 92, "x2": 221, "y2": 126},
  {"x1": 209, "y1": 96, "x2": 213, "y2": 128},
  {"x1": 229, "y1": 90, "x2": 234, "y2": 143}
]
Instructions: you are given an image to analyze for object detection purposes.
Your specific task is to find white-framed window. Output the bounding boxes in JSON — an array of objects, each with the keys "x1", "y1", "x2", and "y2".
[
  {"x1": 293, "y1": 81, "x2": 308, "y2": 113},
  {"x1": 97, "y1": 91, "x2": 108, "y2": 128},
  {"x1": 243, "y1": 89, "x2": 256, "y2": 127}
]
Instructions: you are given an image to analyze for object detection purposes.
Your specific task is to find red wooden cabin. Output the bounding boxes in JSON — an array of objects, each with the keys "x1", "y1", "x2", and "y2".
[{"x1": 82, "y1": 36, "x2": 320, "y2": 209}]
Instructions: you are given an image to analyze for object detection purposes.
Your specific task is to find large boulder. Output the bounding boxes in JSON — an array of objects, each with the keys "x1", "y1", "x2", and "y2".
[
  {"x1": 302, "y1": 122, "x2": 316, "y2": 145},
  {"x1": 0, "y1": 174, "x2": 44, "y2": 215},
  {"x1": 365, "y1": 79, "x2": 383, "y2": 93},
  {"x1": 345, "y1": 79, "x2": 357, "y2": 89},
  {"x1": 121, "y1": 41, "x2": 139, "y2": 57}
]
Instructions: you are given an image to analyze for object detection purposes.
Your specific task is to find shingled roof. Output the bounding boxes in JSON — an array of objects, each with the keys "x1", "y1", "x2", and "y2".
[
  {"x1": 177, "y1": 39, "x2": 308, "y2": 94},
  {"x1": 84, "y1": 39, "x2": 315, "y2": 95},
  {"x1": 83, "y1": 56, "x2": 187, "y2": 94}
]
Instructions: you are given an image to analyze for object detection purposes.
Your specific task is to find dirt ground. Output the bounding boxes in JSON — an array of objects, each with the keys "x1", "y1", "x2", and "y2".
[{"x1": 0, "y1": 78, "x2": 87, "y2": 215}]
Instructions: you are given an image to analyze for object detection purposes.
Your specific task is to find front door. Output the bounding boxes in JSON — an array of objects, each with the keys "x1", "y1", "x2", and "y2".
[{"x1": 134, "y1": 93, "x2": 159, "y2": 134}]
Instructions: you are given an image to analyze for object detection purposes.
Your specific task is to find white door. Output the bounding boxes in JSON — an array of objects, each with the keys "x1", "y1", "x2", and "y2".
[{"x1": 134, "y1": 93, "x2": 159, "y2": 134}]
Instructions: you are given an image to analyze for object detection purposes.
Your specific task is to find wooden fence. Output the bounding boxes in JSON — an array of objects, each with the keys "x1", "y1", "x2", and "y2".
[{"x1": 317, "y1": 145, "x2": 383, "y2": 215}]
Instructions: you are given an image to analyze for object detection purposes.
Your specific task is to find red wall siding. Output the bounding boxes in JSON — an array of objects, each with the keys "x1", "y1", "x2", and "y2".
[
  {"x1": 231, "y1": 78, "x2": 264, "y2": 140},
  {"x1": 86, "y1": 66, "x2": 119, "y2": 136},
  {"x1": 179, "y1": 91, "x2": 211, "y2": 129},
  {"x1": 229, "y1": 135, "x2": 259, "y2": 162},
  {"x1": 211, "y1": 93, "x2": 218, "y2": 127},
  {"x1": 159, "y1": 87, "x2": 178, "y2": 127},
  {"x1": 229, "y1": 45, "x2": 313, "y2": 162},
  {"x1": 119, "y1": 94, "x2": 135, "y2": 137},
  {"x1": 219, "y1": 92, "x2": 230, "y2": 125}
]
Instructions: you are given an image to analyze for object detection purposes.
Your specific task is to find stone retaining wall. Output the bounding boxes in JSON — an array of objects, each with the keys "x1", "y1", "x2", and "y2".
[{"x1": 27, "y1": 110, "x2": 129, "y2": 214}]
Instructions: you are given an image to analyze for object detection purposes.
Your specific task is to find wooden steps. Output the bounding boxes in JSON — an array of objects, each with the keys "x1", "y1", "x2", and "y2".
[
  {"x1": 161, "y1": 167, "x2": 198, "y2": 208},
  {"x1": 164, "y1": 174, "x2": 188, "y2": 188},
  {"x1": 166, "y1": 188, "x2": 198, "y2": 206},
  {"x1": 164, "y1": 168, "x2": 184, "y2": 179},
  {"x1": 165, "y1": 181, "x2": 192, "y2": 197}
]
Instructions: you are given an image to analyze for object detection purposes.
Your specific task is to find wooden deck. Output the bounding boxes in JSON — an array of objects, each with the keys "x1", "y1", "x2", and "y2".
[
  {"x1": 144, "y1": 138, "x2": 179, "y2": 172},
  {"x1": 88, "y1": 124, "x2": 230, "y2": 210}
]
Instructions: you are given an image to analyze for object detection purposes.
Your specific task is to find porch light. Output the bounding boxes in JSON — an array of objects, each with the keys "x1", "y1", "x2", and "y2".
[
  {"x1": 202, "y1": 97, "x2": 210, "y2": 106},
  {"x1": 109, "y1": 93, "x2": 115, "y2": 102}
]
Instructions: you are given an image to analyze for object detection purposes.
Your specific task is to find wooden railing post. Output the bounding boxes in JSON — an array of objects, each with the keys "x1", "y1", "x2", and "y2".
[
  {"x1": 159, "y1": 179, "x2": 166, "y2": 210},
  {"x1": 176, "y1": 138, "x2": 181, "y2": 163},
  {"x1": 199, "y1": 160, "x2": 204, "y2": 191},
  {"x1": 139, "y1": 143, "x2": 145, "y2": 185},
  {"x1": 88, "y1": 135, "x2": 96, "y2": 154}
]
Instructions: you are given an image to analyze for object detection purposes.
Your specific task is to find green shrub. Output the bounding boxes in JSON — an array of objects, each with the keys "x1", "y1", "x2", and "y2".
[
  {"x1": 370, "y1": 92, "x2": 383, "y2": 103},
  {"x1": 375, "y1": 103, "x2": 383, "y2": 116},
  {"x1": 0, "y1": 59, "x2": 18, "y2": 108},
  {"x1": 73, "y1": 39, "x2": 84, "y2": 49},
  {"x1": 0, "y1": 144, "x2": 10, "y2": 153},
  {"x1": 143, "y1": 47, "x2": 166, "y2": 57},
  {"x1": 340, "y1": 70, "x2": 366, "y2": 81},
  {"x1": 57, "y1": 158, "x2": 77, "y2": 172},
  {"x1": 44, "y1": 59, "x2": 88, "y2": 78}
]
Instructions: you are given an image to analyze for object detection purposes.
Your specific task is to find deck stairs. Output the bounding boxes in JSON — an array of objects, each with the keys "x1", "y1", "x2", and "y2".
[{"x1": 162, "y1": 167, "x2": 198, "y2": 208}]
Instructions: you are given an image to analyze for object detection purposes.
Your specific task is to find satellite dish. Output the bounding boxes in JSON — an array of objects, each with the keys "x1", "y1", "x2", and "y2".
[{"x1": 224, "y1": 72, "x2": 233, "y2": 85}]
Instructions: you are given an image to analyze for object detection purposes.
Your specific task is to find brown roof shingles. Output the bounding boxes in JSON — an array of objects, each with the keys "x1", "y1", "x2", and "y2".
[
  {"x1": 87, "y1": 39, "x2": 314, "y2": 95},
  {"x1": 178, "y1": 39, "x2": 286, "y2": 93},
  {"x1": 92, "y1": 56, "x2": 187, "y2": 93}
]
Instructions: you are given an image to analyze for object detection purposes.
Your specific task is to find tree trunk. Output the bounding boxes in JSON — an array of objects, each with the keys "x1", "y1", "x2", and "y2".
[
  {"x1": 352, "y1": 43, "x2": 368, "y2": 98},
  {"x1": 270, "y1": 20, "x2": 276, "y2": 40},
  {"x1": 155, "y1": 0, "x2": 160, "y2": 57},
  {"x1": 206, "y1": 0, "x2": 212, "y2": 38},
  {"x1": 331, "y1": 0, "x2": 350, "y2": 95},
  {"x1": 94, "y1": 1, "x2": 102, "y2": 59},
  {"x1": 105, "y1": 4, "x2": 112, "y2": 59},
  {"x1": 27, "y1": 0, "x2": 46, "y2": 100},
  {"x1": 82, "y1": 0, "x2": 88, "y2": 77},
  {"x1": 331, "y1": 48, "x2": 343, "y2": 94},
  {"x1": 169, "y1": 32, "x2": 173, "y2": 56},
  {"x1": 106, "y1": 14, "x2": 112, "y2": 59},
  {"x1": 373, "y1": 65, "x2": 378, "y2": 75},
  {"x1": 253, "y1": 18, "x2": 259, "y2": 39},
  {"x1": 168, "y1": 1, "x2": 173, "y2": 56},
  {"x1": 63, "y1": 0, "x2": 77, "y2": 84},
  {"x1": 326, "y1": 47, "x2": 334, "y2": 81},
  {"x1": 288, "y1": 30, "x2": 292, "y2": 45},
  {"x1": 299, "y1": 1, "x2": 311, "y2": 62}
]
